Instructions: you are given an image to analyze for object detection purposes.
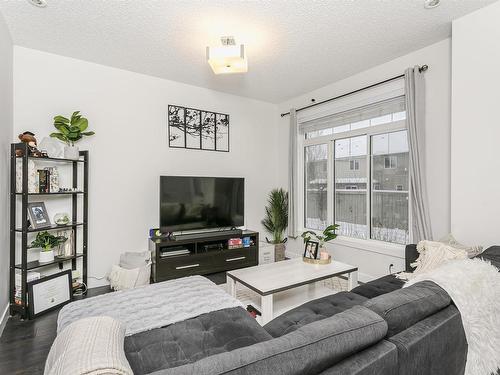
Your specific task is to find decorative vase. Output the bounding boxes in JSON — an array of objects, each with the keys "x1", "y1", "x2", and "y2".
[
  {"x1": 64, "y1": 145, "x2": 80, "y2": 160},
  {"x1": 39, "y1": 249, "x2": 54, "y2": 263},
  {"x1": 274, "y1": 243, "x2": 286, "y2": 262},
  {"x1": 54, "y1": 212, "x2": 70, "y2": 225}
]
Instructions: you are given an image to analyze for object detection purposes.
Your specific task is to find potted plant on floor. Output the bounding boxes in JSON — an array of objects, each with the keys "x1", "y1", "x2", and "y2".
[
  {"x1": 30, "y1": 231, "x2": 68, "y2": 263},
  {"x1": 301, "y1": 224, "x2": 339, "y2": 260},
  {"x1": 50, "y1": 111, "x2": 95, "y2": 160},
  {"x1": 261, "y1": 188, "x2": 288, "y2": 262}
]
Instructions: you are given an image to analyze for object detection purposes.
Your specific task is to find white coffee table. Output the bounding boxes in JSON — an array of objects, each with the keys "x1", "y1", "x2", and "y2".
[{"x1": 226, "y1": 258, "x2": 358, "y2": 324}]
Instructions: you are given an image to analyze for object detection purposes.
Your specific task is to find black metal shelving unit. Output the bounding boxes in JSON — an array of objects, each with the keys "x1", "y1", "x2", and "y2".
[{"x1": 9, "y1": 142, "x2": 88, "y2": 319}]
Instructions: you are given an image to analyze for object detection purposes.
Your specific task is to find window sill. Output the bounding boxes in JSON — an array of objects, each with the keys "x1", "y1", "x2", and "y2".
[{"x1": 326, "y1": 236, "x2": 406, "y2": 259}]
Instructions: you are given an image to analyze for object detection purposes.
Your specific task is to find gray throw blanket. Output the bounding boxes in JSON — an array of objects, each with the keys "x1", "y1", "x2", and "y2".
[{"x1": 58, "y1": 276, "x2": 243, "y2": 336}]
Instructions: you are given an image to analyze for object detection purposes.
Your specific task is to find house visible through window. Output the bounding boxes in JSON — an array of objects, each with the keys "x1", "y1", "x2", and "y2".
[
  {"x1": 384, "y1": 156, "x2": 397, "y2": 169},
  {"x1": 349, "y1": 159, "x2": 360, "y2": 170},
  {"x1": 301, "y1": 94, "x2": 409, "y2": 245}
]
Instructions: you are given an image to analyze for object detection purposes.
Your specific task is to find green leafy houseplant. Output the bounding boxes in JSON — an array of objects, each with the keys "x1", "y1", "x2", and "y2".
[
  {"x1": 30, "y1": 231, "x2": 67, "y2": 252},
  {"x1": 50, "y1": 111, "x2": 94, "y2": 146},
  {"x1": 261, "y1": 188, "x2": 289, "y2": 244},
  {"x1": 301, "y1": 224, "x2": 340, "y2": 248},
  {"x1": 261, "y1": 189, "x2": 289, "y2": 262}
]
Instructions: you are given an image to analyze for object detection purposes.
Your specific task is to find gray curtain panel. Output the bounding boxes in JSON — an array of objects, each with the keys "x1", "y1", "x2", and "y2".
[
  {"x1": 405, "y1": 66, "x2": 433, "y2": 242},
  {"x1": 288, "y1": 108, "x2": 298, "y2": 238}
]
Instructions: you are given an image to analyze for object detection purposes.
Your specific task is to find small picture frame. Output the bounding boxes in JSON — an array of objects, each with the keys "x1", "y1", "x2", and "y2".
[
  {"x1": 303, "y1": 241, "x2": 319, "y2": 259},
  {"x1": 27, "y1": 202, "x2": 51, "y2": 229},
  {"x1": 28, "y1": 270, "x2": 72, "y2": 319}
]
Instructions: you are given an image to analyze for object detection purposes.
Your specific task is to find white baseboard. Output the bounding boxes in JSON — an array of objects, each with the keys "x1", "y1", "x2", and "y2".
[{"x1": 0, "y1": 303, "x2": 9, "y2": 337}]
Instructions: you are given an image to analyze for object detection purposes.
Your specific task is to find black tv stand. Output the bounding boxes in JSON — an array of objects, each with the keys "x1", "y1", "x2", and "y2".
[
  {"x1": 173, "y1": 229, "x2": 243, "y2": 241},
  {"x1": 150, "y1": 230, "x2": 259, "y2": 282}
]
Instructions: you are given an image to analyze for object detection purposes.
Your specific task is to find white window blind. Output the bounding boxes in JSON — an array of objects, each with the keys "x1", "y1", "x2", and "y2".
[{"x1": 298, "y1": 95, "x2": 406, "y2": 135}]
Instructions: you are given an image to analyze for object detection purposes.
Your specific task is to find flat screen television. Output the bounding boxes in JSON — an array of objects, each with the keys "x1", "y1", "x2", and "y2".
[{"x1": 160, "y1": 176, "x2": 244, "y2": 233}]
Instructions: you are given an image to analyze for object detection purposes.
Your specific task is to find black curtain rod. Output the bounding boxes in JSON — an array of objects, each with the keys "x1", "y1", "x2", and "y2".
[{"x1": 280, "y1": 65, "x2": 428, "y2": 118}]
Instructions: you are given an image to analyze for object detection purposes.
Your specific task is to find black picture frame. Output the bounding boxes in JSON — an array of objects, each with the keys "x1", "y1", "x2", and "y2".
[
  {"x1": 27, "y1": 201, "x2": 51, "y2": 229},
  {"x1": 168, "y1": 104, "x2": 230, "y2": 152},
  {"x1": 303, "y1": 241, "x2": 320, "y2": 259},
  {"x1": 28, "y1": 269, "x2": 72, "y2": 319}
]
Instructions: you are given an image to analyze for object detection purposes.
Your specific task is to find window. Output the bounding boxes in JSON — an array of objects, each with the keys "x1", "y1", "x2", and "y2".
[
  {"x1": 371, "y1": 131, "x2": 409, "y2": 244},
  {"x1": 384, "y1": 156, "x2": 397, "y2": 169},
  {"x1": 349, "y1": 159, "x2": 360, "y2": 170},
  {"x1": 299, "y1": 94, "x2": 409, "y2": 245},
  {"x1": 335, "y1": 136, "x2": 368, "y2": 239},
  {"x1": 304, "y1": 144, "x2": 328, "y2": 230}
]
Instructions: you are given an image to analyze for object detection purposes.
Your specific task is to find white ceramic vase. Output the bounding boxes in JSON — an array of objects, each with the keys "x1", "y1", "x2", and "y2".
[
  {"x1": 64, "y1": 145, "x2": 80, "y2": 160},
  {"x1": 39, "y1": 249, "x2": 54, "y2": 263}
]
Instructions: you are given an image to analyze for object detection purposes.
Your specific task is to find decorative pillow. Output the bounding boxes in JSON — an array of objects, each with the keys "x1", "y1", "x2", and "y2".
[
  {"x1": 119, "y1": 251, "x2": 151, "y2": 269},
  {"x1": 398, "y1": 240, "x2": 468, "y2": 280},
  {"x1": 437, "y1": 233, "x2": 483, "y2": 257},
  {"x1": 44, "y1": 316, "x2": 133, "y2": 375}
]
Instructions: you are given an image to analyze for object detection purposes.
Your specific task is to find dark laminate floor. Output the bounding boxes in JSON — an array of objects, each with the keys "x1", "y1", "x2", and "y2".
[{"x1": 0, "y1": 286, "x2": 111, "y2": 375}]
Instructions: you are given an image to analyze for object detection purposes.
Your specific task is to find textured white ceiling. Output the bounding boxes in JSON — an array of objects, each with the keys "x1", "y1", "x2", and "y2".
[{"x1": 0, "y1": 0, "x2": 496, "y2": 103}]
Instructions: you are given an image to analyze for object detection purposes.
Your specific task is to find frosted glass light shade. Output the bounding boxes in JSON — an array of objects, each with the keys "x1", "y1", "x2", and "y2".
[{"x1": 206, "y1": 44, "x2": 248, "y2": 74}]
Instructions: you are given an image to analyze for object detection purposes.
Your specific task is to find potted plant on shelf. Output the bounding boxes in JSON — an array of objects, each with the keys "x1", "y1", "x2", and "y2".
[
  {"x1": 50, "y1": 111, "x2": 95, "y2": 160},
  {"x1": 301, "y1": 224, "x2": 339, "y2": 261},
  {"x1": 261, "y1": 188, "x2": 288, "y2": 262},
  {"x1": 30, "y1": 231, "x2": 68, "y2": 263}
]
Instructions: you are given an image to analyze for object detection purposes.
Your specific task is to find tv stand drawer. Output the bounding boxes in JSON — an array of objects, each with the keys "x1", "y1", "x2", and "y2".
[
  {"x1": 157, "y1": 254, "x2": 213, "y2": 280},
  {"x1": 213, "y1": 248, "x2": 257, "y2": 270}
]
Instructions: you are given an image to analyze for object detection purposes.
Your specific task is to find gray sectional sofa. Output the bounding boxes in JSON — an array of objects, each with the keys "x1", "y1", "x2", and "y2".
[{"x1": 122, "y1": 245, "x2": 500, "y2": 375}]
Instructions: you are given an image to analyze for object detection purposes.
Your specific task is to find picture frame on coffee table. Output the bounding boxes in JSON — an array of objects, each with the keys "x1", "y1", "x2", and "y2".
[{"x1": 303, "y1": 241, "x2": 319, "y2": 259}]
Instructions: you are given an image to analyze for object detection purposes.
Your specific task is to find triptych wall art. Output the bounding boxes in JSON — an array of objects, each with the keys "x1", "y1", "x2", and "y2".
[{"x1": 168, "y1": 105, "x2": 229, "y2": 152}]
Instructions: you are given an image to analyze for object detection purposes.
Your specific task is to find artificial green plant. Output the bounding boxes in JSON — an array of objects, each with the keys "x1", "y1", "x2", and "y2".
[
  {"x1": 50, "y1": 111, "x2": 95, "y2": 146},
  {"x1": 30, "y1": 231, "x2": 67, "y2": 252},
  {"x1": 261, "y1": 188, "x2": 289, "y2": 244},
  {"x1": 301, "y1": 224, "x2": 339, "y2": 247}
]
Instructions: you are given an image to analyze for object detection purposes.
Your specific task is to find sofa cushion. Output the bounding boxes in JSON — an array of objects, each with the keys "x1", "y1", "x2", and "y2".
[
  {"x1": 151, "y1": 306, "x2": 388, "y2": 375},
  {"x1": 317, "y1": 340, "x2": 397, "y2": 375},
  {"x1": 388, "y1": 305, "x2": 467, "y2": 375},
  {"x1": 125, "y1": 307, "x2": 272, "y2": 375},
  {"x1": 263, "y1": 291, "x2": 368, "y2": 338},
  {"x1": 363, "y1": 280, "x2": 451, "y2": 337},
  {"x1": 350, "y1": 275, "x2": 404, "y2": 299}
]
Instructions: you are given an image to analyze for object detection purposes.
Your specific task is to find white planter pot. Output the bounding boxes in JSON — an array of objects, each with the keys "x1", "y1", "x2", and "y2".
[
  {"x1": 39, "y1": 249, "x2": 54, "y2": 263},
  {"x1": 64, "y1": 145, "x2": 80, "y2": 160}
]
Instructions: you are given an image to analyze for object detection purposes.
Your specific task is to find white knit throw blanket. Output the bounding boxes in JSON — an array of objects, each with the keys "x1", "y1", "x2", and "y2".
[
  {"x1": 58, "y1": 276, "x2": 243, "y2": 336},
  {"x1": 405, "y1": 259, "x2": 500, "y2": 375},
  {"x1": 397, "y1": 240, "x2": 469, "y2": 280}
]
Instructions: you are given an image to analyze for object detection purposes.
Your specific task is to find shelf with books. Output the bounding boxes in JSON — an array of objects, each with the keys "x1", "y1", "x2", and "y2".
[{"x1": 10, "y1": 142, "x2": 89, "y2": 319}]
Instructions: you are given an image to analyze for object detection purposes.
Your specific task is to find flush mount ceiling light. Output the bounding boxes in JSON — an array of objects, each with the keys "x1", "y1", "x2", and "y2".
[
  {"x1": 27, "y1": 0, "x2": 47, "y2": 7},
  {"x1": 424, "y1": 0, "x2": 440, "y2": 9},
  {"x1": 206, "y1": 36, "x2": 248, "y2": 75}
]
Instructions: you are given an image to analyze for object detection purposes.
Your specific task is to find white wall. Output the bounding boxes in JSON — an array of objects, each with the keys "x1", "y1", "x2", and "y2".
[
  {"x1": 451, "y1": 1, "x2": 500, "y2": 248},
  {"x1": 277, "y1": 39, "x2": 452, "y2": 280},
  {"x1": 13, "y1": 47, "x2": 279, "y2": 287},
  {"x1": 0, "y1": 11, "x2": 13, "y2": 329}
]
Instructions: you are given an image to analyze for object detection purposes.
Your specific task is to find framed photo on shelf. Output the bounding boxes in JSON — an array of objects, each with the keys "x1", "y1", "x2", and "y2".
[
  {"x1": 28, "y1": 270, "x2": 72, "y2": 318},
  {"x1": 27, "y1": 202, "x2": 51, "y2": 229},
  {"x1": 303, "y1": 241, "x2": 319, "y2": 259}
]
